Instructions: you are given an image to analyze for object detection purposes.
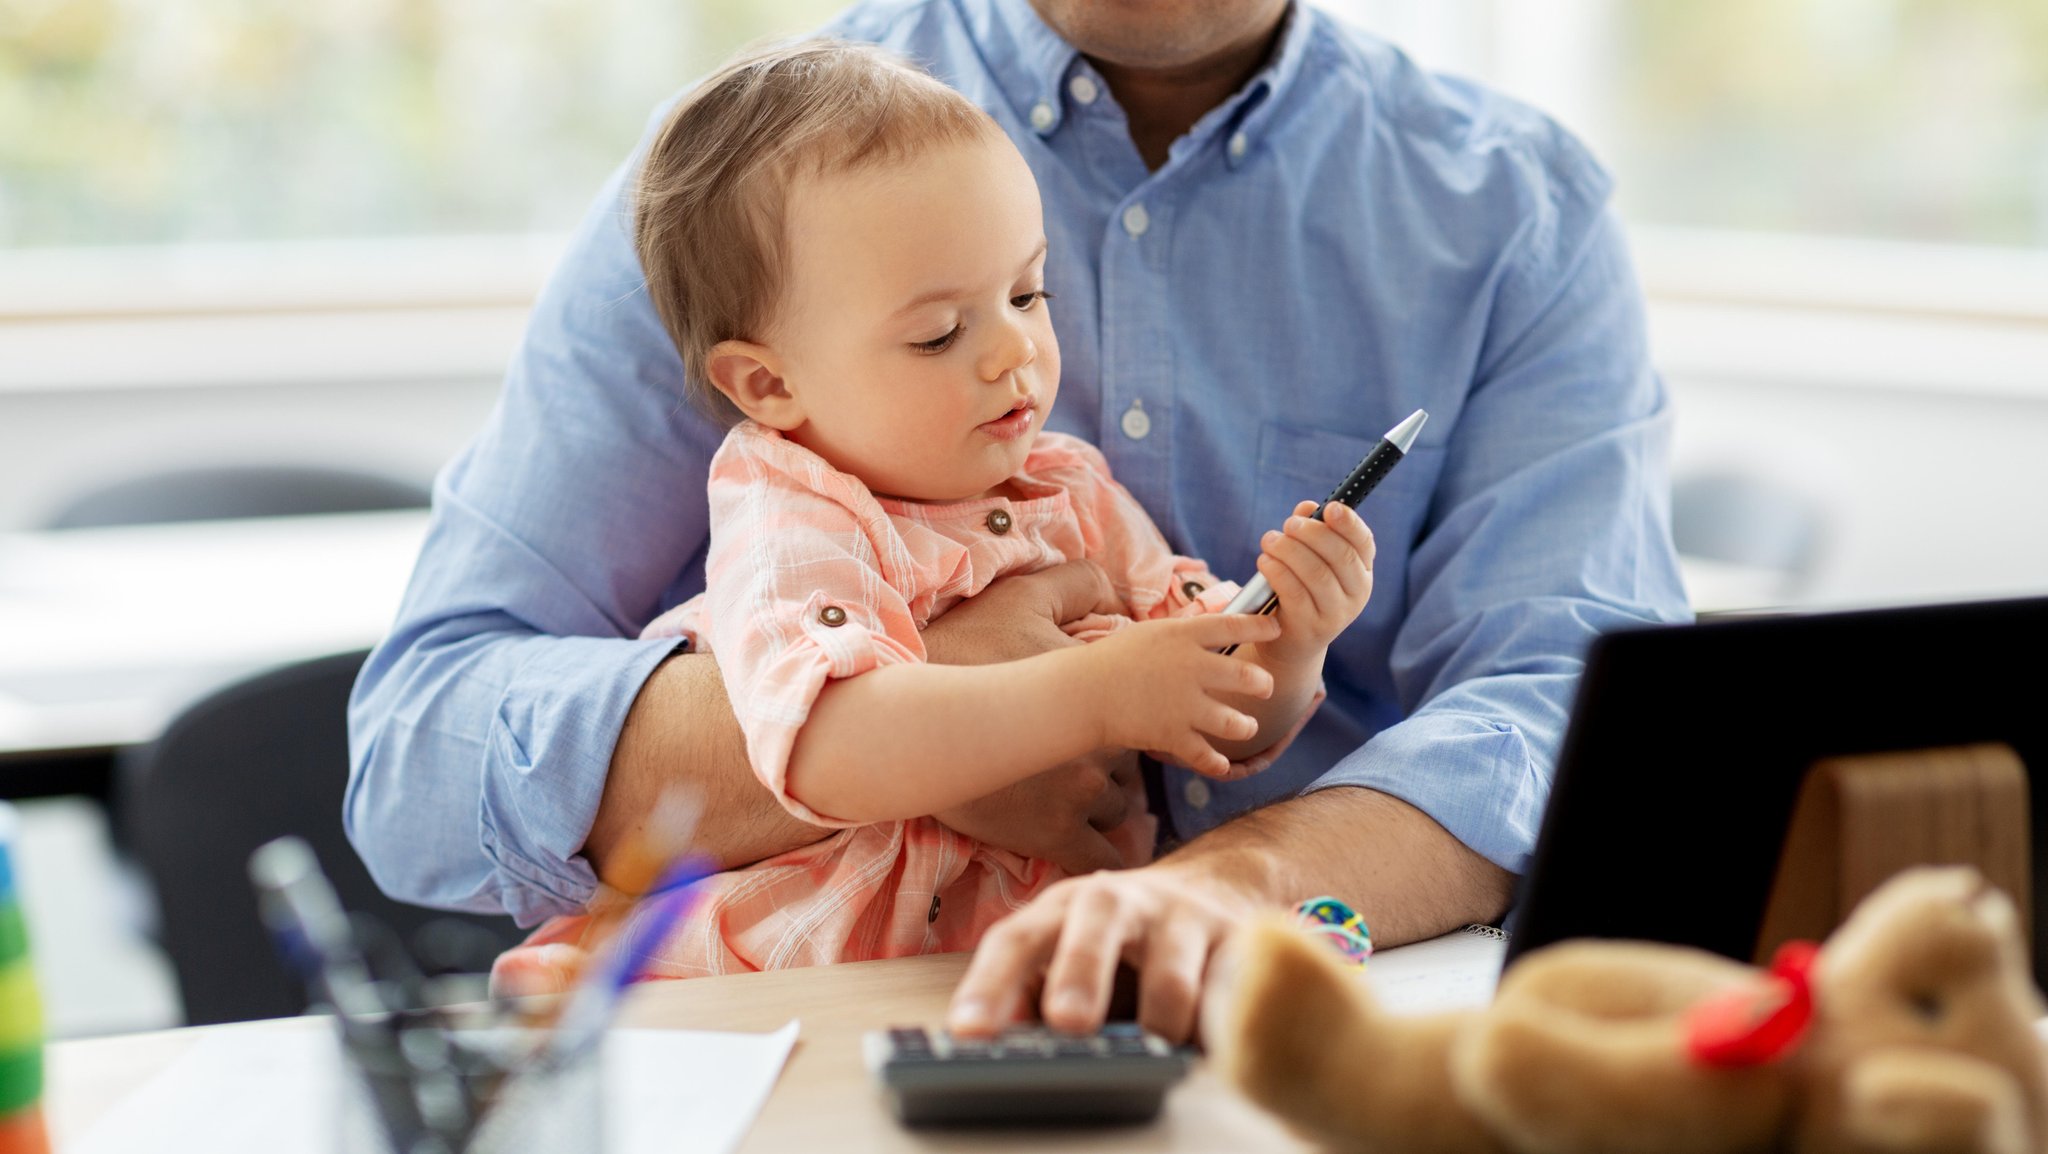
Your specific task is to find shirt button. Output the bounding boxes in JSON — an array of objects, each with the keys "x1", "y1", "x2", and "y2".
[
  {"x1": 1029, "y1": 102, "x2": 1055, "y2": 132},
  {"x1": 1228, "y1": 132, "x2": 1249, "y2": 161},
  {"x1": 818, "y1": 605, "x2": 847, "y2": 627},
  {"x1": 1121, "y1": 203, "x2": 1150, "y2": 239},
  {"x1": 1068, "y1": 74, "x2": 1099, "y2": 105},
  {"x1": 985, "y1": 508, "x2": 1012, "y2": 535},
  {"x1": 1183, "y1": 778, "x2": 1212, "y2": 810},
  {"x1": 1182, "y1": 580, "x2": 1205, "y2": 600},
  {"x1": 1119, "y1": 399, "x2": 1151, "y2": 441}
]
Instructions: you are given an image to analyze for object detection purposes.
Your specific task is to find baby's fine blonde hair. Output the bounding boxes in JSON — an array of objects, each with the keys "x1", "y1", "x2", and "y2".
[{"x1": 635, "y1": 39, "x2": 1002, "y2": 423}]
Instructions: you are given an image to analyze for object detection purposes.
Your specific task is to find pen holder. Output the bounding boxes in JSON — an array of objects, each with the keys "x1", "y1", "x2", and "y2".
[{"x1": 335, "y1": 1006, "x2": 602, "y2": 1154}]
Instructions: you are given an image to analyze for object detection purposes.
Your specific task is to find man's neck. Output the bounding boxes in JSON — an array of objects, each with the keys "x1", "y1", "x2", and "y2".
[{"x1": 1091, "y1": 16, "x2": 1288, "y2": 171}]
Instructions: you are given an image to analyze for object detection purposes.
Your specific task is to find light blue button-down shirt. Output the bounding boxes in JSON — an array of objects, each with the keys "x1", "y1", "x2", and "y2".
[{"x1": 347, "y1": 0, "x2": 1690, "y2": 926}]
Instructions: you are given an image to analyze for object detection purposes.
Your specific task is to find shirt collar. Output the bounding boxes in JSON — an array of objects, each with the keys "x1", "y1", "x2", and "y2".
[{"x1": 964, "y1": 0, "x2": 1317, "y2": 169}]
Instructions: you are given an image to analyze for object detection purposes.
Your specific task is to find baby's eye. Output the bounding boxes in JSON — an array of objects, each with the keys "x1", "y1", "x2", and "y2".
[
  {"x1": 1011, "y1": 290, "x2": 1054, "y2": 311},
  {"x1": 911, "y1": 325, "x2": 961, "y2": 354}
]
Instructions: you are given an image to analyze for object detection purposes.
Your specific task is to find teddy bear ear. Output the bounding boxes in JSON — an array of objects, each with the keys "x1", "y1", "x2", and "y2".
[{"x1": 1821, "y1": 868, "x2": 2033, "y2": 1006}]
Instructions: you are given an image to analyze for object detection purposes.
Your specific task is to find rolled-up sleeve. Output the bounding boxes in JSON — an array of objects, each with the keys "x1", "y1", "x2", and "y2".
[
  {"x1": 1303, "y1": 193, "x2": 1692, "y2": 876},
  {"x1": 345, "y1": 140, "x2": 728, "y2": 926}
]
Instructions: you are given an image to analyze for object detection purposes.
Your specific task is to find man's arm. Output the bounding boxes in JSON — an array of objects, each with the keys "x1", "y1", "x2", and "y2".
[
  {"x1": 583, "y1": 559, "x2": 1166, "y2": 881},
  {"x1": 950, "y1": 787, "x2": 1511, "y2": 1042}
]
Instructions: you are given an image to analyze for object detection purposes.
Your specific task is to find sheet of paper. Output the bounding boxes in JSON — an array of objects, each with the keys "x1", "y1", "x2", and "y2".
[
  {"x1": 72, "y1": 1021, "x2": 799, "y2": 1154},
  {"x1": 1363, "y1": 927, "x2": 1507, "y2": 1015}
]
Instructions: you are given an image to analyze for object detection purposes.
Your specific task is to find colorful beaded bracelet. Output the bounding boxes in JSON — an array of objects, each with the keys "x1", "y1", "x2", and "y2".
[{"x1": 1293, "y1": 895, "x2": 1373, "y2": 968}]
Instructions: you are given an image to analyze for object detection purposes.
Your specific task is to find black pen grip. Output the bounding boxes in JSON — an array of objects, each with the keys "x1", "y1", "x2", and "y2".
[{"x1": 1317, "y1": 442, "x2": 1402, "y2": 515}]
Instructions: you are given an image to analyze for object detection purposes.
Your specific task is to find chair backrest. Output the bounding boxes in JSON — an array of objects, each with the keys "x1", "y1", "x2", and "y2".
[
  {"x1": 123, "y1": 650, "x2": 522, "y2": 1024},
  {"x1": 1670, "y1": 467, "x2": 1829, "y2": 578},
  {"x1": 43, "y1": 465, "x2": 428, "y2": 530}
]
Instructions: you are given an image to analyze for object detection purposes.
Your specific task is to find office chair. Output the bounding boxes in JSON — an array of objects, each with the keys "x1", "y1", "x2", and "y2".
[
  {"x1": 41, "y1": 463, "x2": 428, "y2": 530},
  {"x1": 121, "y1": 649, "x2": 523, "y2": 1025},
  {"x1": 1671, "y1": 466, "x2": 1836, "y2": 609}
]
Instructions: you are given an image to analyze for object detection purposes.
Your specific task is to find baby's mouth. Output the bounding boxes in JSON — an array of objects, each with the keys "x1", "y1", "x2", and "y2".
[{"x1": 985, "y1": 399, "x2": 1034, "y2": 425}]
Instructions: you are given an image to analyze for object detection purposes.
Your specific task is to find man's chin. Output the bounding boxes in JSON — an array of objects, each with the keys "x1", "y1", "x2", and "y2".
[{"x1": 1028, "y1": 0, "x2": 1284, "y2": 72}]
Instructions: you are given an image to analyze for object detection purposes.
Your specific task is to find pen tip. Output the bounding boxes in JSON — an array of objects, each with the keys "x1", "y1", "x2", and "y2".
[{"x1": 1385, "y1": 409, "x2": 1428, "y2": 454}]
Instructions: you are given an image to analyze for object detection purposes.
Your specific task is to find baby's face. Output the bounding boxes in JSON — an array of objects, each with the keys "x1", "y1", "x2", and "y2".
[{"x1": 768, "y1": 131, "x2": 1059, "y2": 502}]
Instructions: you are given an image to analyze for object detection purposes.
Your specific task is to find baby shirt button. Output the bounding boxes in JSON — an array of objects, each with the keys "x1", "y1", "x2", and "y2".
[
  {"x1": 985, "y1": 508, "x2": 1013, "y2": 535},
  {"x1": 818, "y1": 605, "x2": 848, "y2": 627},
  {"x1": 1183, "y1": 778, "x2": 1212, "y2": 809},
  {"x1": 1181, "y1": 580, "x2": 1205, "y2": 600}
]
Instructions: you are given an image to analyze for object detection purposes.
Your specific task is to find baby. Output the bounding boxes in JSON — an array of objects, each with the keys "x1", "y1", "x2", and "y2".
[{"x1": 495, "y1": 39, "x2": 1377, "y2": 985}]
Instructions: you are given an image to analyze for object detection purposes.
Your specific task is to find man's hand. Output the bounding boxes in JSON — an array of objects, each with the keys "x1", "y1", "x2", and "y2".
[
  {"x1": 925, "y1": 560, "x2": 1151, "y2": 872},
  {"x1": 921, "y1": 557, "x2": 1125, "y2": 666},
  {"x1": 947, "y1": 787, "x2": 1516, "y2": 1044},
  {"x1": 932, "y1": 752, "x2": 1143, "y2": 875},
  {"x1": 949, "y1": 858, "x2": 1264, "y2": 1045}
]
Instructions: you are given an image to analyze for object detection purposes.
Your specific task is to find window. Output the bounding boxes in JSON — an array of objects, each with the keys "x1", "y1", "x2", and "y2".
[
  {"x1": 0, "y1": 0, "x2": 842, "y2": 249},
  {"x1": 1329, "y1": 0, "x2": 2048, "y2": 252}
]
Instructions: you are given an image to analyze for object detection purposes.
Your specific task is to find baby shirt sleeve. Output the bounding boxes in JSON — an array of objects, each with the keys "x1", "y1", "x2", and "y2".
[{"x1": 684, "y1": 426, "x2": 927, "y2": 827}]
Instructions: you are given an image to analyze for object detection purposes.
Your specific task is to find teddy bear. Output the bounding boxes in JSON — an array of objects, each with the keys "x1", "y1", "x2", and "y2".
[{"x1": 1207, "y1": 866, "x2": 2048, "y2": 1154}]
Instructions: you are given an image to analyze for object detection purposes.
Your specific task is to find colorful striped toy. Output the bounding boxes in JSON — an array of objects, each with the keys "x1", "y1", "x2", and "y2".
[{"x1": 0, "y1": 805, "x2": 48, "y2": 1154}]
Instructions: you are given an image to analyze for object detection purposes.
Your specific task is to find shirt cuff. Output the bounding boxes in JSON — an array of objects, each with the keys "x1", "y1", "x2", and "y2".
[
  {"x1": 733, "y1": 590, "x2": 924, "y2": 828},
  {"x1": 1304, "y1": 710, "x2": 1548, "y2": 876},
  {"x1": 479, "y1": 633, "x2": 686, "y2": 926}
]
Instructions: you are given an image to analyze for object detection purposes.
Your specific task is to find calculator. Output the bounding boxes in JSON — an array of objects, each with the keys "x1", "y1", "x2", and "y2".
[{"x1": 863, "y1": 1023, "x2": 1192, "y2": 1126}]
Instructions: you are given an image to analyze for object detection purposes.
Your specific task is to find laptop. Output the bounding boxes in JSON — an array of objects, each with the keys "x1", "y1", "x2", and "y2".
[{"x1": 1505, "y1": 594, "x2": 2048, "y2": 988}]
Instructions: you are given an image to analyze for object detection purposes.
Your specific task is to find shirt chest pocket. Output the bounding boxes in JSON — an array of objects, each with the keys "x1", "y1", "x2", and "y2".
[{"x1": 1254, "y1": 421, "x2": 1446, "y2": 614}]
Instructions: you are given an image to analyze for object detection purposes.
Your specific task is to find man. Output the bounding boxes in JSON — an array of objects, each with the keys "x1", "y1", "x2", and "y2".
[{"x1": 347, "y1": 0, "x2": 1689, "y2": 1042}]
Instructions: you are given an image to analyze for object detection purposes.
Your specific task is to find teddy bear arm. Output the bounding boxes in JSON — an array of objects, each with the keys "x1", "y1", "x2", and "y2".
[
  {"x1": 1830, "y1": 1048, "x2": 2032, "y2": 1154},
  {"x1": 1211, "y1": 919, "x2": 1511, "y2": 1154}
]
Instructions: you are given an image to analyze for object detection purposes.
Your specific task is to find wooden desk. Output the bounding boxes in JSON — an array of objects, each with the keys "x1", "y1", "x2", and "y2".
[
  {"x1": 0, "y1": 510, "x2": 426, "y2": 760},
  {"x1": 48, "y1": 953, "x2": 1308, "y2": 1153}
]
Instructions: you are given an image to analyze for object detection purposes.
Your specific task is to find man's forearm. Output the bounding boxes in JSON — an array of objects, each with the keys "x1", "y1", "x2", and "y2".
[
  {"x1": 1163, "y1": 785, "x2": 1515, "y2": 946},
  {"x1": 586, "y1": 652, "x2": 826, "y2": 880}
]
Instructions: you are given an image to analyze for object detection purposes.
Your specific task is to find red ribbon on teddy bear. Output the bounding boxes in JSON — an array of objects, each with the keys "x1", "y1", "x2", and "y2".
[{"x1": 1683, "y1": 940, "x2": 1822, "y2": 1068}]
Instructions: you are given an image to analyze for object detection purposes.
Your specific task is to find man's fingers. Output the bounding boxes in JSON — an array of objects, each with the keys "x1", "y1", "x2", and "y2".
[
  {"x1": 1041, "y1": 887, "x2": 1128, "y2": 1033},
  {"x1": 1137, "y1": 913, "x2": 1212, "y2": 1043},
  {"x1": 1047, "y1": 827, "x2": 1124, "y2": 875},
  {"x1": 949, "y1": 899, "x2": 1068, "y2": 1036},
  {"x1": 1040, "y1": 558, "x2": 1123, "y2": 623},
  {"x1": 1077, "y1": 763, "x2": 1130, "y2": 830}
]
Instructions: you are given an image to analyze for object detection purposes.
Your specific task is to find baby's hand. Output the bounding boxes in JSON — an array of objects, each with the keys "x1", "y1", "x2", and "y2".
[
  {"x1": 1255, "y1": 499, "x2": 1377, "y2": 664},
  {"x1": 1079, "y1": 614, "x2": 1281, "y2": 780}
]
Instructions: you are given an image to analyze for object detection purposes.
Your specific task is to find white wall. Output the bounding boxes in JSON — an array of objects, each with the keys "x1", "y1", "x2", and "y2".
[{"x1": 1, "y1": 284, "x2": 2044, "y2": 611}]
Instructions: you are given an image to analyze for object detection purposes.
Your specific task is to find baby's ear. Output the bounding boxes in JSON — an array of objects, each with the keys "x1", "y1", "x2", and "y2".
[{"x1": 705, "y1": 340, "x2": 803, "y2": 430}]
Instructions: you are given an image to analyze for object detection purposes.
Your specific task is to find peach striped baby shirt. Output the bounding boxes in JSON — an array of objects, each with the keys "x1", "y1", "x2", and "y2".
[{"x1": 498, "y1": 420, "x2": 1313, "y2": 985}]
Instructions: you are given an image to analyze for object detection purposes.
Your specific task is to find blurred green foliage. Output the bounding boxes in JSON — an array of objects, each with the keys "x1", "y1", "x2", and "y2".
[
  {"x1": 0, "y1": 0, "x2": 841, "y2": 247},
  {"x1": 2, "y1": 0, "x2": 2044, "y2": 248},
  {"x1": 1616, "y1": 0, "x2": 2048, "y2": 246}
]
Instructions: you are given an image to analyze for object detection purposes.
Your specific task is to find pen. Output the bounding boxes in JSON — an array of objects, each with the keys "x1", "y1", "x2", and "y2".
[
  {"x1": 1221, "y1": 408, "x2": 1428, "y2": 654},
  {"x1": 536, "y1": 853, "x2": 714, "y2": 1069},
  {"x1": 248, "y1": 837, "x2": 439, "y2": 1142}
]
